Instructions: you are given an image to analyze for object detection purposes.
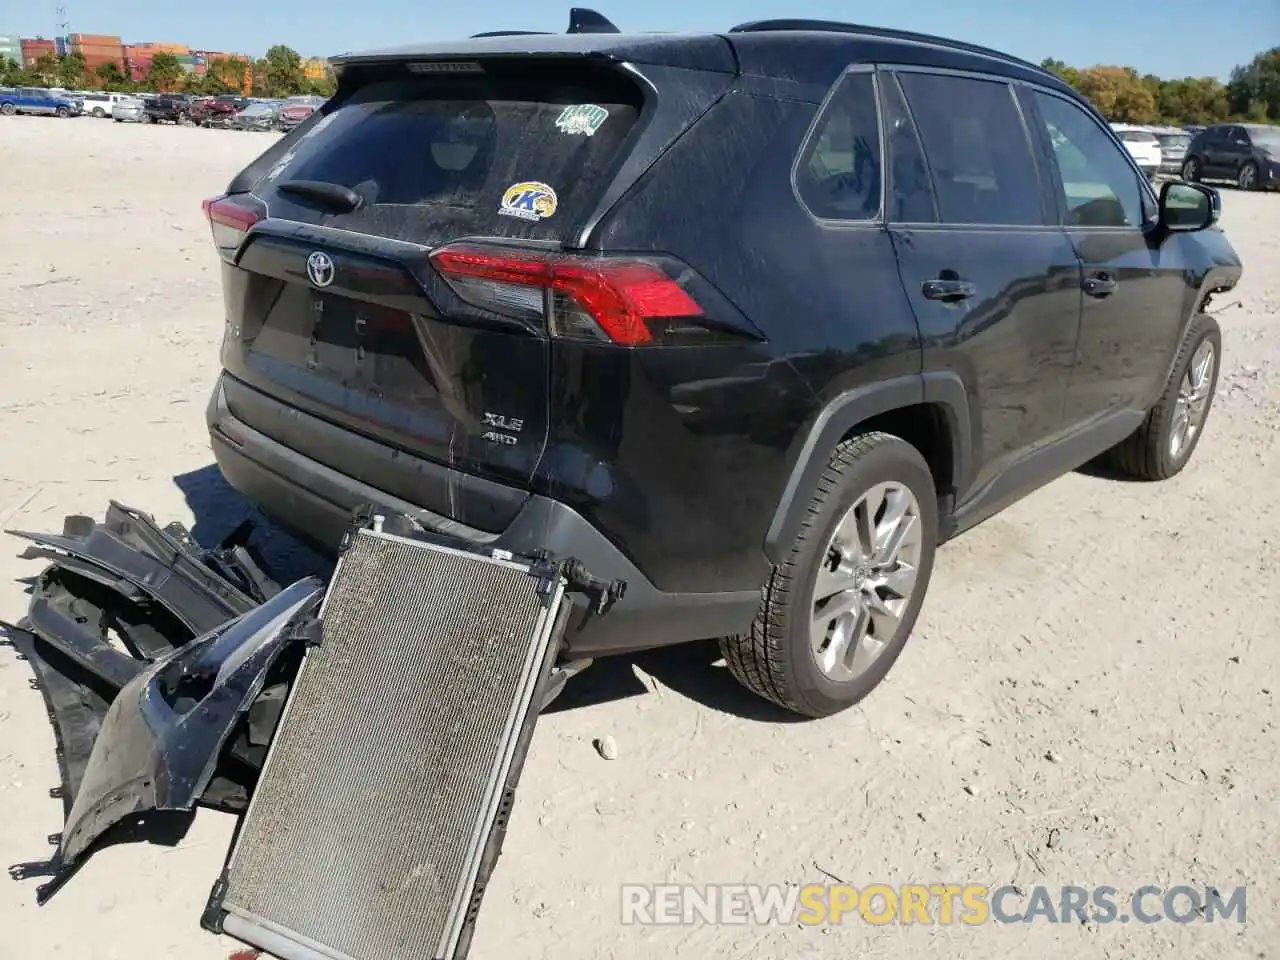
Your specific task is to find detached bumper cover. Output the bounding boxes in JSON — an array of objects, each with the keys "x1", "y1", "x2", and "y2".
[{"x1": 55, "y1": 577, "x2": 324, "y2": 870}]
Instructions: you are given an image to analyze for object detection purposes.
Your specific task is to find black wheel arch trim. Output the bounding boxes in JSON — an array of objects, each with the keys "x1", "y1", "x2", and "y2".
[{"x1": 764, "y1": 372, "x2": 973, "y2": 565}]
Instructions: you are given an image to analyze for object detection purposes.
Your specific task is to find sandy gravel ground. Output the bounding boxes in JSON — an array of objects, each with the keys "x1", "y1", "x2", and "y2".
[{"x1": 0, "y1": 117, "x2": 1276, "y2": 960}]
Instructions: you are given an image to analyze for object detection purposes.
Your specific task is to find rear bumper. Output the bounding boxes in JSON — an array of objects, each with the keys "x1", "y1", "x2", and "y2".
[{"x1": 206, "y1": 375, "x2": 758, "y2": 656}]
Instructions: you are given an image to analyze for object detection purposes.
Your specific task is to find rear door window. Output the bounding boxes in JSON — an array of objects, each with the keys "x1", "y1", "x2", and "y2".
[
  {"x1": 256, "y1": 74, "x2": 641, "y2": 245},
  {"x1": 895, "y1": 72, "x2": 1047, "y2": 226}
]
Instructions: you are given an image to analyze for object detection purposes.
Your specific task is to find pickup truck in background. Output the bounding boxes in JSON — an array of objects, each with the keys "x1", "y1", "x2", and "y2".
[
  {"x1": 278, "y1": 95, "x2": 326, "y2": 132},
  {"x1": 144, "y1": 94, "x2": 191, "y2": 124},
  {"x1": 0, "y1": 86, "x2": 80, "y2": 117},
  {"x1": 188, "y1": 95, "x2": 249, "y2": 127}
]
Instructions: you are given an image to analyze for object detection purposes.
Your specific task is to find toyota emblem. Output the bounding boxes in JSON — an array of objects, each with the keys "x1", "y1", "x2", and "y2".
[{"x1": 306, "y1": 251, "x2": 335, "y2": 288}]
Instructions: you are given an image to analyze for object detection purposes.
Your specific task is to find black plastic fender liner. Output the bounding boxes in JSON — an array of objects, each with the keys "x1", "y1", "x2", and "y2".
[{"x1": 37, "y1": 577, "x2": 324, "y2": 897}]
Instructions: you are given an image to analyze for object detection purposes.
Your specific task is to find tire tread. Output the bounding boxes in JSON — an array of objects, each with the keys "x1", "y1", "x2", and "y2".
[{"x1": 720, "y1": 431, "x2": 902, "y2": 716}]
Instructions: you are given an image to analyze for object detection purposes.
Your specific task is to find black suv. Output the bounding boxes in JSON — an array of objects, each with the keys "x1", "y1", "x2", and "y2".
[
  {"x1": 1181, "y1": 122, "x2": 1280, "y2": 191},
  {"x1": 201, "y1": 13, "x2": 1241, "y2": 718}
]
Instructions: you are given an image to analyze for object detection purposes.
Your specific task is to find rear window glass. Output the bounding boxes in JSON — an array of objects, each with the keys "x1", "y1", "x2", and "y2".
[
  {"x1": 1117, "y1": 131, "x2": 1157, "y2": 143},
  {"x1": 257, "y1": 75, "x2": 641, "y2": 244}
]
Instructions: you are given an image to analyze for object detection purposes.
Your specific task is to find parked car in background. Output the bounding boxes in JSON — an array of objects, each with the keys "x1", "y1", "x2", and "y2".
[
  {"x1": 1110, "y1": 124, "x2": 1162, "y2": 179},
  {"x1": 1148, "y1": 125, "x2": 1192, "y2": 176},
  {"x1": 144, "y1": 94, "x2": 190, "y2": 124},
  {"x1": 1181, "y1": 123, "x2": 1280, "y2": 191},
  {"x1": 78, "y1": 92, "x2": 128, "y2": 117},
  {"x1": 278, "y1": 94, "x2": 326, "y2": 131},
  {"x1": 232, "y1": 101, "x2": 282, "y2": 131},
  {"x1": 190, "y1": 94, "x2": 250, "y2": 127},
  {"x1": 0, "y1": 86, "x2": 78, "y2": 117},
  {"x1": 112, "y1": 96, "x2": 146, "y2": 122}
]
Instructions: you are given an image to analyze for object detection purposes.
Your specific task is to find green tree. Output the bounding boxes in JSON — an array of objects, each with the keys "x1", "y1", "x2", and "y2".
[
  {"x1": 1040, "y1": 58, "x2": 1080, "y2": 88},
  {"x1": 305, "y1": 73, "x2": 337, "y2": 98},
  {"x1": 259, "y1": 44, "x2": 305, "y2": 96},
  {"x1": 95, "y1": 60, "x2": 127, "y2": 90},
  {"x1": 1075, "y1": 66, "x2": 1158, "y2": 123},
  {"x1": 56, "y1": 52, "x2": 88, "y2": 88},
  {"x1": 0, "y1": 55, "x2": 28, "y2": 85},
  {"x1": 30, "y1": 53, "x2": 60, "y2": 85},
  {"x1": 206, "y1": 55, "x2": 250, "y2": 94},
  {"x1": 146, "y1": 51, "x2": 183, "y2": 92},
  {"x1": 1227, "y1": 46, "x2": 1280, "y2": 120}
]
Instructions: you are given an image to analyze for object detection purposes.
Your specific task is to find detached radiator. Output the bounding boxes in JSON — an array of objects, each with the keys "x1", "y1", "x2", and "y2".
[{"x1": 205, "y1": 521, "x2": 580, "y2": 960}]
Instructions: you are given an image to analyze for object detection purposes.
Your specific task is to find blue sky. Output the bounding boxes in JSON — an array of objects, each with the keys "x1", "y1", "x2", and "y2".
[{"x1": 0, "y1": 0, "x2": 1273, "y2": 80}]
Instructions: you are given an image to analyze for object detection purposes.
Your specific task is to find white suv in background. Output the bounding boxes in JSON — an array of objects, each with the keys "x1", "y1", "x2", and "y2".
[{"x1": 1111, "y1": 124, "x2": 1163, "y2": 179}]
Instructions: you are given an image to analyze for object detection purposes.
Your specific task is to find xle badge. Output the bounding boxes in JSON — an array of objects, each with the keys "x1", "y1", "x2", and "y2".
[
  {"x1": 498, "y1": 181, "x2": 558, "y2": 221},
  {"x1": 554, "y1": 104, "x2": 608, "y2": 136}
]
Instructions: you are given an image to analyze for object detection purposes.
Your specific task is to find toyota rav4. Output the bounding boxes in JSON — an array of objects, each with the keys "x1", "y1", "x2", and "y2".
[{"x1": 201, "y1": 14, "x2": 1241, "y2": 718}]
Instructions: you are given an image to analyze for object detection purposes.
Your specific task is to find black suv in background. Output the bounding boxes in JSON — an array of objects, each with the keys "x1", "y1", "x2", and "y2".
[
  {"x1": 1182, "y1": 122, "x2": 1280, "y2": 191},
  {"x1": 201, "y1": 14, "x2": 1241, "y2": 718}
]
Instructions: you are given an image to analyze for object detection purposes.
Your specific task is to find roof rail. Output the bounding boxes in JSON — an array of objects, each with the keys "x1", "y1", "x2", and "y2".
[
  {"x1": 568, "y1": 8, "x2": 620, "y2": 34},
  {"x1": 727, "y1": 19, "x2": 1045, "y2": 74},
  {"x1": 469, "y1": 30, "x2": 552, "y2": 38}
]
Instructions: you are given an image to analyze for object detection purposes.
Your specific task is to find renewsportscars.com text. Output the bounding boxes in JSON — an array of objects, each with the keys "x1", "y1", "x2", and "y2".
[{"x1": 620, "y1": 883, "x2": 1247, "y2": 926}]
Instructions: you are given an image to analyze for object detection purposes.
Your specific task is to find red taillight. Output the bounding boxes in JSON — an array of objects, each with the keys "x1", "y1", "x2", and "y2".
[
  {"x1": 202, "y1": 195, "x2": 263, "y2": 259},
  {"x1": 429, "y1": 243, "x2": 704, "y2": 346}
]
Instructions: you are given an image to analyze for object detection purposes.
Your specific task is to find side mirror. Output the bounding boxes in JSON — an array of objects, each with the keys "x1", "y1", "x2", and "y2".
[{"x1": 1158, "y1": 181, "x2": 1218, "y2": 232}]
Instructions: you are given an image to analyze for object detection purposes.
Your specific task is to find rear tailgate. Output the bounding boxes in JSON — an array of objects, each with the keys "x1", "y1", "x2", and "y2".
[{"x1": 215, "y1": 54, "x2": 733, "y2": 530}]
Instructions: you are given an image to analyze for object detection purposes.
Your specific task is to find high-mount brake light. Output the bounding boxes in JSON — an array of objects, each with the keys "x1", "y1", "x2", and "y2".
[
  {"x1": 202, "y1": 195, "x2": 263, "y2": 259},
  {"x1": 429, "y1": 243, "x2": 705, "y2": 346}
]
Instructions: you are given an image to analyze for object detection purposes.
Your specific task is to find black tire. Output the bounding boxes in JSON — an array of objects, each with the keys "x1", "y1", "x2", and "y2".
[
  {"x1": 1181, "y1": 157, "x2": 1200, "y2": 183},
  {"x1": 56, "y1": 106, "x2": 69, "y2": 118},
  {"x1": 720, "y1": 432, "x2": 939, "y2": 718},
  {"x1": 0, "y1": 102, "x2": 15, "y2": 116},
  {"x1": 1101, "y1": 313, "x2": 1221, "y2": 481},
  {"x1": 1237, "y1": 161, "x2": 1259, "y2": 191}
]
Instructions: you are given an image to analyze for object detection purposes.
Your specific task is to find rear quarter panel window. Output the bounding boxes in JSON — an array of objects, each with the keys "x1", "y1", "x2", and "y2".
[
  {"x1": 794, "y1": 71, "x2": 882, "y2": 221},
  {"x1": 896, "y1": 72, "x2": 1046, "y2": 227}
]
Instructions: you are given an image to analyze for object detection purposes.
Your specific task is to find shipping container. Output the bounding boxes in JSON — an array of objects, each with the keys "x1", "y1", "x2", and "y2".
[
  {"x1": 0, "y1": 34, "x2": 22, "y2": 62},
  {"x1": 69, "y1": 34, "x2": 121, "y2": 44}
]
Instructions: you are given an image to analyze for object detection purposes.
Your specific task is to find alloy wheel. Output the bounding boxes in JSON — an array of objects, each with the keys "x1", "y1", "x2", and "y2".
[
  {"x1": 1182, "y1": 158, "x2": 1199, "y2": 182},
  {"x1": 1238, "y1": 163, "x2": 1257, "y2": 190},
  {"x1": 1170, "y1": 340, "x2": 1215, "y2": 461},
  {"x1": 811, "y1": 481, "x2": 923, "y2": 683}
]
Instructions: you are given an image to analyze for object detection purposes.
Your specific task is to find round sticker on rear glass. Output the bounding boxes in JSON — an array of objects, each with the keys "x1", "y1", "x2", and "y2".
[
  {"x1": 499, "y1": 181, "x2": 558, "y2": 221},
  {"x1": 554, "y1": 104, "x2": 608, "y2": 136}
]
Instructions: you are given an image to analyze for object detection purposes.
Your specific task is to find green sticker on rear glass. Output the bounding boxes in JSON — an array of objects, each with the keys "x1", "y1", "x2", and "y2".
[{"x1": 554, "y1": 103, "x2": 608, "y2": 136}]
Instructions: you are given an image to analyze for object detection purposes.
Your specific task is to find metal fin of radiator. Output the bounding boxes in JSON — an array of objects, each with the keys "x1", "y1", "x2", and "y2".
[{"x1": 209, "y1": 525, "x2": 571, "y2": 960}]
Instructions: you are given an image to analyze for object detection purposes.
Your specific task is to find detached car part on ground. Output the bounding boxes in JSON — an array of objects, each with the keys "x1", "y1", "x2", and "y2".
[{"x1": 6, "y1": 501, "x2": 619, "y2": 957}]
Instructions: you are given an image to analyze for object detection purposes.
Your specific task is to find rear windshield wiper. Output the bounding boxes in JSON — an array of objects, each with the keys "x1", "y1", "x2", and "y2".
[{"x1": 276, "y1": 180, "x2": 363, "y2": 213}]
